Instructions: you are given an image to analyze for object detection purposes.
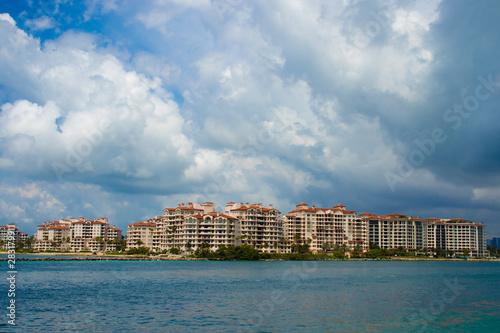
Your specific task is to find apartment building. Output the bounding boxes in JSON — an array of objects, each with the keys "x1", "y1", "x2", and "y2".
[
  {"x1": 104, "y1": 225, "x2": 123, "y2": 252},
  {"x1": 366, "y1": 214, "x2": 424, "y2": 250},
  {"x1": 35, "y1": 220, "x2": 72, "y2": 251},
  {"x1": 161, "y1": 202, "x2": 209, "y2": 249},
  {"x1": 225, "y1": 202, "x2": 284, "y2": 253},
  {"x1": 127, "y1": 221, "x2": 158, "y2": 250},
  {"x1": 0, "y1": 224, "x2": 27, "y2": 249},
  {"x1": 71, "y1": 218, "x2": 109, "y2": 252},
  {"x1": 0, "y1": 224, "x2": 17, "y2": 242},
  {"x1": 177, "y1": 211, "x2": 239, "y2": 251},
  {"x1": 366, "y1": 214, "x2": 487, "y2": 257},
  {"x1": 127, "y1": 202, "x2": 284, "y2": 253},
  {"x1": 34, "y1": 217, "x2": 123, "y2": 252},
  {"x1": 425, "y1": 218, "x2": 486, "y2": 257},
  {"x1": 283, "y1": 203, "x2": 367, "y2": 253},
  {"x1": 160, "y1": 202, "x2": 241, "y2": 251}
]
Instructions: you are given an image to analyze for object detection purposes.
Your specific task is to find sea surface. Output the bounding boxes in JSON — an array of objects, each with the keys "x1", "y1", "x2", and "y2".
[{"x1": 1, "y1": 260, "x2": 499, "y2": 332}]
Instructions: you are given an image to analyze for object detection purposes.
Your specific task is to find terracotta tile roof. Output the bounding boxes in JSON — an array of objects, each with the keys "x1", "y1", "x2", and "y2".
[
  {"x1": 128, "y1": 222, "x2": 157, "y2": 227},
  {"x1": 49, "y1": 226, "x2": 70, "y2": 230},
  {"x1": 359, "y1": 213, "x2": 376, "y2": 217},
  {"x1": 287, "y1": 207, "x2": 355, "y2": 214},
  {"x1": 205, "y1": 212, "x2": 238, "y2": 220}
]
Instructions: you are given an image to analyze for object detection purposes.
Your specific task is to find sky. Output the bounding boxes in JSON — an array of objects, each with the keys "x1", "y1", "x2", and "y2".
[{"x1": 0, "y1": 0, "x2": 499, "y2": 237}]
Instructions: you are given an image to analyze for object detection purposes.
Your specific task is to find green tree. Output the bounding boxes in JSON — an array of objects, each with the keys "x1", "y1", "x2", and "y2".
[
  {"x1": 340, "y1": 244, "x2": 349, "y2": 256},
  {"x1": 169, "y1": 247, "x2": 181, "y2": 254},
  {"x1": 352, "y1": 245, "x2": 363, "y2": 257},
  {"x1": 321, "y1": 242, "x2": 331, "y2": 252}
]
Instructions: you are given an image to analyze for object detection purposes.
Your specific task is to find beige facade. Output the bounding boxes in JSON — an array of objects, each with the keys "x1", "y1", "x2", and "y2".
[
  {"x1": 367, "y1": 214, "x2": 487, "y2": 257},
  {"x1": 0, "y1": 224, "x2": 25, "y2": 249},
  {"x1": 366, "y1": 214, "x2": 425, "y2": 250},
  {"x1": 127, "y1": 221, "x2": 158, "y2": 250},
  {"x1": 129, "y1": 202, "x2": 285, "y2": 253},
  {"x1": 160, "y1": 202, "x2": 240, "y2": 252},
  {"x1": 424, "y1": 219, "x2": 486, "y2": 257},
  {"x1": 71, "y1": 218, "x2": 108, "y2": 252},
  {"x1": 35, "y1": 221, "x2": 72, "y2": 251},
  {"x1": 34, "y1": 218, "x2": 123, "y2": 252},
  {"x1": 178, "y1": 212, "x2": 239, "y2": 251},
  {"x1": 283, "y1": 203, "x2": 367, "y2": 253},
  {"x1": 225, "y1": 202, "x2": 284, "y2": 253}
]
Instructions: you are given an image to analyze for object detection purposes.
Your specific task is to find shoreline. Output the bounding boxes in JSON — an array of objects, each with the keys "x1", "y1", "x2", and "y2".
[{"x1": 1, "y1": 252, "x2": 499, "y2": 261}]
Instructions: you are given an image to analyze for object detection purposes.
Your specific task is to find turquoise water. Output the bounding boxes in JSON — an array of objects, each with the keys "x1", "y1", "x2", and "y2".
[{"x1": 2, "y1": 260, "x2": 499, "y2": 332}]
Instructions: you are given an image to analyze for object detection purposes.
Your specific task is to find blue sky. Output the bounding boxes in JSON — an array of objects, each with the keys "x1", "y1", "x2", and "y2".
[{"x1": 1, "y1": 0, "x2": 499, "y2": 237}]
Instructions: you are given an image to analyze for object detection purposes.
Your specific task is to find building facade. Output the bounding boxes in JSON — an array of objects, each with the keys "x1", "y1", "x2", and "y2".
[
  {"x1": 127, "y1": 221, "x2": 158, "y2": 250},
  {"x1": 127, "y1": 202, "x2": 285, "y2": 253},
  {"x1": 225, "y1": 202, "x2": 284, "y2": 253},
  {"x1": 283, "y1": 203, "x2": 368, "y2": 253},
  {"x1": 366, "y1": 214, "x2": 424, "y2": 250},
  {"x1": 366, "y1": 214, "x2": 487, "y2": 257},
  {"x1": 424, "y1": 219, "x2": 486, "y2": 257},
  {"x1": 34, "y1": 218, "x2": 123, "y2": 252}
]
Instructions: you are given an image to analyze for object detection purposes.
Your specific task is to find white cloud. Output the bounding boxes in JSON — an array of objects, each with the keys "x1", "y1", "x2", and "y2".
[
  {"x1": 25, "y1": 16, "x2": 56, "y2": 31},
  {"x1": 0, "y1": 13, "x2": 16, "y2": 26},
  {"x1": 0, "y1": 17, "x2": 193, "y2": 185},
  {"x1": 2, "y1": 1, "x2": 500, "y2": 236}
]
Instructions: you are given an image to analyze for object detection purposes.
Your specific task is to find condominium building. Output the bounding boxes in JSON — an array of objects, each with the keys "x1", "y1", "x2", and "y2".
[
  {"x1": 366, "y1": 213, "x2": 424, "y2": 250},
  {"x1": 104, "y1": 225, "x2": 123, "y2": 252},
  {"x1": 283, "y1": 203, "x2": 368, "y2": 253},
  {"x1": 0, "y1": 224, "x2": 26, "y2": 249},
  {"x1": 71, "y1": 218, "x2": 109, "y2": 252},
  {"x1": 127, "y1": 202, "x2": 284, "y2": 253},
  {"x1": 127, "y1": 221, "x2": 158, "y2": 250},
  {"x1": 0, "y1": 224, "x2": 17, "y2": 242},
  {"x1": 366, "y1": 214, "x2": 487, "y2": 257},
  {"x1": 425, "y1": 218, "x2": 486, "y2": 257},
  {"x1": 35, "y1": 221, "x2": 72, "y2": 251},
  {"x1": 18, "y1": 232, "x2": 29, "y2": 242},
  {"x1": 225, "y1": 202, "x2": 284, "y2": 253},
  {"x1": 161, "y1": 202, "x2": 241, "y2": 251},
  {"x1": 161, "y1": 202, "x2": 209, "y2": 249},
  {"x1": 177, "y1": 211, "x2": 239, "y2": 251},
  {"x1": 34, "y1": 217, "x2": 123, "y2": 252}
]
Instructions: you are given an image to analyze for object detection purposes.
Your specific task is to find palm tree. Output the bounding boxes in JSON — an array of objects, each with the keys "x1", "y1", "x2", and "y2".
[
  {"x1": 340, "y1": 244, "x2": 349, "y2": 256},
  {"x1": 353, "y1": 245, "x2": 363, "y2": 257},
  {"x1": 95, "y1": 236, "x2": 105, "y2": 252},
  {"x1": 51, "y1": 237, "x2": 59, "y2": 252}
]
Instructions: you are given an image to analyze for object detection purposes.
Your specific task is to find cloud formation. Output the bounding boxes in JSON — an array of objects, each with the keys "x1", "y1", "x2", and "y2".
[{"x1": 0, "y1": 0, "x2": 499, "y2": 237}]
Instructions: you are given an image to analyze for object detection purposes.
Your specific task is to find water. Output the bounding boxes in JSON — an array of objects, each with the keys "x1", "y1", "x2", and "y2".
[{"x1": 2, "y1": 260, "x2": 499, "y2": 332}]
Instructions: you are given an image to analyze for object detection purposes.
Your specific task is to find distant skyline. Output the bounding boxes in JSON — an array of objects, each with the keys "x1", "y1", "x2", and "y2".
[{"x1": 0, "y1": 0, "x2": 499, "y2": 237}]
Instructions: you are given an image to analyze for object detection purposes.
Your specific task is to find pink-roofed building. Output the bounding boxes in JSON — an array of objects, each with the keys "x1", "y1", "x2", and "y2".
[
  {"x1": 283, "y1": 203, "x2": 368, "y2": 253},
  {"x1": 34, "y1": 218, "x2": 123, "y2": 252}
]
